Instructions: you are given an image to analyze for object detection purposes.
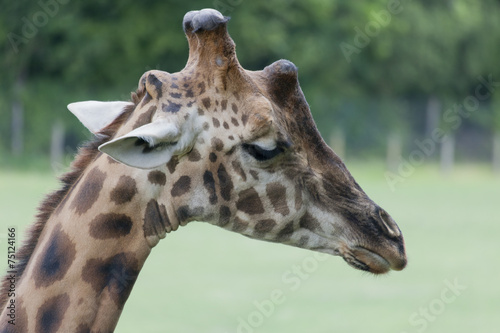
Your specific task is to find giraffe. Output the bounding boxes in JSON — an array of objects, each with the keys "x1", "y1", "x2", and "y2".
[{"x1": 0, "y1": 8, "x2": 406, "y2": 332}]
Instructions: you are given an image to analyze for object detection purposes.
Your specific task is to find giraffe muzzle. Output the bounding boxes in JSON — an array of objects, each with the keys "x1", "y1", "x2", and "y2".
[{"x1": 339, "y1": 244, "x2": 407, "y2": 274}]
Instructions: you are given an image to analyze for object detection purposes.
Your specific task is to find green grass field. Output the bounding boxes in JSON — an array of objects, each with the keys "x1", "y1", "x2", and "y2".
[{"x1": 0, "y1": 162, "x2": 498, "y2": 332}]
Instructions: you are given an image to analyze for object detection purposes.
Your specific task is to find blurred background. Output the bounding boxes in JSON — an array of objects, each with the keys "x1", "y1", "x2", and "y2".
[
  {"x1": 0, "y1": 0, "x2": 499, "y2": 332},
  {"x1": 2, "y1": 0, "x2": 500, "y2": 168}
]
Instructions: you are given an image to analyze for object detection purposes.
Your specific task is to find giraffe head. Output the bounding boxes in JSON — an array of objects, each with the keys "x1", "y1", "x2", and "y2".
[{"x1": 70, "y1": 9, "x2": 406, "y2": 274}]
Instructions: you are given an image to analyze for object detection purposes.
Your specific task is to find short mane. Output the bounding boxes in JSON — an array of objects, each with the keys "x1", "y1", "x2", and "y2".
[{"x1": 0, "y1": 91, "x2": 142, "y2": 308}]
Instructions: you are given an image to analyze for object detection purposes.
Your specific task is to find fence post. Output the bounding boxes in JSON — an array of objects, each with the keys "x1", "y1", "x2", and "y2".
[
  {"x1": 386, "y1": 132, "x2": 402, "y2": 173},
  {"x1": 51, "y1": 121, "x2": 65, "y2": 173},
  {"x1": 440, "y1": 134, "x2": 455, "y2": 176}
]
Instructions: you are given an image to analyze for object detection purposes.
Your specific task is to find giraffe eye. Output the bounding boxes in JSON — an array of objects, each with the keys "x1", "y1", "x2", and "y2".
[{"x1": 242, "y1": 143, "x2": 284, "y2": 161}]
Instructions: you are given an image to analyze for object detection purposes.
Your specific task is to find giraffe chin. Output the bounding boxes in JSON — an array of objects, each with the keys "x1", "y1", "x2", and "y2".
[{"x1": 340, "y1": 247, "x2": 392, "y2": 275}]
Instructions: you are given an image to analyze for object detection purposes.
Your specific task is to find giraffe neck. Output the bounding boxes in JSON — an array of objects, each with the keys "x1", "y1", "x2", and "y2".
[{"x1": 0, "y1": 155, "x2": 178, "y2": 332}]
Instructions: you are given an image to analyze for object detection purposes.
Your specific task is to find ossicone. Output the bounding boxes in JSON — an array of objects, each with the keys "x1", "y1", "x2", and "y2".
[{"x1": 264, "y1": 59, "x2": 299, "y2": 104}]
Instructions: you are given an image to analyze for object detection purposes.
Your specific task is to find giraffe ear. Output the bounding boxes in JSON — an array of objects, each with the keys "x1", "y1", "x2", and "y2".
[
  {"x1": 98, "y1": 117, "x2": 198, "y2": 169},
  {"x1": 68, "y1": 101, "x2": 133, "y2": 134}
]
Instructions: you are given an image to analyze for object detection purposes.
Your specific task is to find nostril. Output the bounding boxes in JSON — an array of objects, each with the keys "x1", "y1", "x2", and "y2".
[{"x1": 377, "y1": 208, "x2": 401, "y2": 238}]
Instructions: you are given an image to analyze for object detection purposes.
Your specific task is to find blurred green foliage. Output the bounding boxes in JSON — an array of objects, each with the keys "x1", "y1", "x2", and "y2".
[{"x1": 1, "y1": 0, "x2": 499, "y2": 160}]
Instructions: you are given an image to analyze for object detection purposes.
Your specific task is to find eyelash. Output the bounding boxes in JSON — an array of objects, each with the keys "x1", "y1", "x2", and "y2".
[{"x1": 242, "y1": 143, "x2": 285, "y2": 161}]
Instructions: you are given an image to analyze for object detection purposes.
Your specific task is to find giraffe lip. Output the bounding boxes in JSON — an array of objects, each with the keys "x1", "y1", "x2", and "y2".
[{"x1": 342, "y1": 246, "x2": 391, "y2": 274}]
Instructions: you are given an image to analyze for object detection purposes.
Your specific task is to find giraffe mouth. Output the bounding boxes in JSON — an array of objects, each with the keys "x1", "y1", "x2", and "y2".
[{"x1": 340, "y1": 246, "x2": 392, "y2": 274}]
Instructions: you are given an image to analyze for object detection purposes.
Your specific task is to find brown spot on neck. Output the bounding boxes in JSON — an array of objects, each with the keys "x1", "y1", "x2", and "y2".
[
  {"x1": 33, "y1": 225, "x2": 76, "y2": 288},
  {"x1": 81, "y1": 252, "x2": 139, "y2": 310},
  {"x1": 143, "y1": 199, "x2": 171, "y2": 238},
  {"x1": 171, "y1": 176, "x2": 191, "y2": 197},
  {"x1": 89, "y1": 213, "x2": 133, "y2": 240},
  {"x1": 70, "y1": 167, "x2": 106, "y2": 215},
  {"x1": 35, "y1": 293, "x2": 70, "y2": 333},
  {"x1": 110, "y1": 176, "x2": 137, "y2": 205},
  {"x1": 148, "y1": 170, "x2": 167, "y2": 186}
]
